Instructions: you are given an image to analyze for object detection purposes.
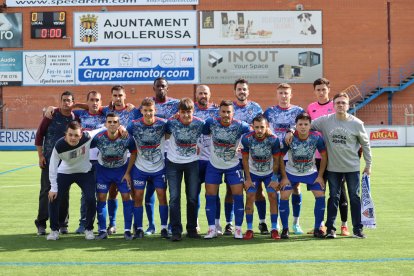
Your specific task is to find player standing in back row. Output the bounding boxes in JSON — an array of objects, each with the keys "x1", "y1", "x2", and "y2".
[
  {"x1": 306, "y1": 78, "x2": 350, "y2": 236},
  {"x1": 232, "y1": 78, "x2": 269, "y2": 236},
  {"x1": 264, "y1": 83, "x2": 305, "y2": 235}
]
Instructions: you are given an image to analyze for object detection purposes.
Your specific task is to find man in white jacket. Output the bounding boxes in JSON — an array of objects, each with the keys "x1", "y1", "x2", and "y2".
[{"x1": 47, "y1": 121, "x2": 102, "y2": 241}]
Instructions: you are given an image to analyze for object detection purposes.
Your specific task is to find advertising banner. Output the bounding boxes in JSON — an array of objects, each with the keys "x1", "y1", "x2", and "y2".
[
  {"x1": 0, "y1": 13, "x2": 23, "y2": 48},
  {"x1": 200, "y1": 11, "x2": 322, "y2": 45},
  {"x1": 73, "y1": 11, "x2": 197, "y2": 47},
  {"x1": 0, "y1": 52, "x2": 22, "y2": 86},
  {"x1": 365, "y1": 126, "x2": 406, "y2": 147},
  {"x1": 200, "y1": 48, "x2": 322, "y2": 84},
  {"x1": 0, "y1": 129, "x2": 36, "y2": 150},
  {"x1": 75, "y1": 49, "x2": 199, "y2": 85},
  {"x1": 22, "y1": 51, "x2": 75, "y2": 86},
  {"x1": 6, "y1": 0, "x2": 198, "y2": 7}
]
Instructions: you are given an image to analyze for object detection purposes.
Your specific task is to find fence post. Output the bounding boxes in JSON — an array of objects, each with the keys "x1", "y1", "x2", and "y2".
[
  {"x1": 378, "y1": 66, "x2": 381, "y2": 89},
  {"x1": 387, "y1": 92, "x2": 393, "y2": 125},
  {"x1": 4, "y1": 107, "x2": 8, "y2": 129}
]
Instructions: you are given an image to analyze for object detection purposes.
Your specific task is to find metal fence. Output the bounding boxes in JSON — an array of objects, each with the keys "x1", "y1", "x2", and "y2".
[{"x1": 353, "y1": 104, "x2": 413, "y2": 126}]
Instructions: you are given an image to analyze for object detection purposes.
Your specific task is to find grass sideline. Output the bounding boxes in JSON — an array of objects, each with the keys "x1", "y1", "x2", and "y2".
[{"x1": 0, "y1": 148, "x2": 413, "y2": 275}]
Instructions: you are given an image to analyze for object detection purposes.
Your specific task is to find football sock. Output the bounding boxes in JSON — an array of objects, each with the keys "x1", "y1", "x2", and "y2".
[
  {"x1": 123, "y1": 200, "x2": 133, "y2": 231},
  {"x1": 271, "y1": 214, "x2": 279, "y2": 230},
  {"x1": 107, "y1": 198, "x2": 118, "y2": 227},
  {"x1": 233, "y1": 194, "x2": 244, "y2": 227},
  {"x1": 96, "y1": 201, "x2": 107, "y2": 232},
  {"x1": 159, "y1": 205, "x2": 168, "y2": 226},
  {"x1": 133, "y1": 206, "x2": 143, "y2": 229},
  {"x1": 279, "y1": 199, "x2": 290, "y2": 229},
  {"x1": 292, "y1": 193, "x2": 302, "y2": 220},
  {"x1": 246, "y1": 214, "x2": 253, "y2": 230},
  {"x1": 145, "y1": 185, "x2": 156, "y2": 228},
  {"x1": 215, "y1": 194, "x2": 221, "y2": 220},
  {"x1": 255, "y1": 200, "x2": 267, "y2": 221},
  {"x1": 225, "y1": 201, "x2": 234, "y2": 224},
  {"x1": 206, "y1": 195, "x2": 217, "y2": 226}
]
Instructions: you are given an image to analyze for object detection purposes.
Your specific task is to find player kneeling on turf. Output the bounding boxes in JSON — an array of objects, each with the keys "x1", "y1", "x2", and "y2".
[
  {"x1": 241, "y1": 115, "x2": 282, "y2": 240},
  {"x1": 279, "y1": 113, "x2": 327, "y2": 239}
]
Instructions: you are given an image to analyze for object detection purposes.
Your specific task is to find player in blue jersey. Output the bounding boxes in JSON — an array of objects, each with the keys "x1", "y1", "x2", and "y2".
[
  {"x1": 73, "y1": 91, "x2": 105, "y2": 131},
  {"x1": 202, "y1": 100, "x2": 251, "y2": 239},
  {"x1": 152, "y1": 77, "x2": 180, "y2": 119},
  {"x1": 101, "y1": 85, "x2": 141, "y2": 235},
  {"x1": 278, "y1": 113, "x2": 327, "y2": 239},
  {"x1": 144, "y1": 77, "x2": 180, "y2": 235},
  {"x1": 127, "y1": 97, "x2": 169, "y2": 239},
  {"x1": 165, "y1": 97, "x2": 205, "y2": 241},
  {"x1": 241, "y1": 115, "x2": 282, "y2": 240},
  {"x1": 232, "y1": 78, "x2": 269, "y2": 236},
  {"x1": 91, "y1": 113, "x2": 137, "y2": 240},
  {"x1": 44, "y1": 86, "x2": 140, "y2": 235},
  {"x1": 233, "y1": 78, "x2": 263, "y2": 124},
  {"x1": 101, "y1": 85, "x2": 142, "y2": 126},
  {"x1": 264, "y1": 83, "x2": 305, "y2": 235},
  {"x1": 72, "y1": 90, "x2": 105, "y2": 234},
  {"x1": 194, "y1": 85, "x2": 221, "y2": 234},
  {"x1": 35, "y1": 91, "x2": 76, "y2": 236}
]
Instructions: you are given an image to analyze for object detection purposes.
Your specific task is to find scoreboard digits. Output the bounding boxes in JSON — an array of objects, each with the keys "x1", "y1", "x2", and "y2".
[{"x1": 31, "y1": 12, "x2": 66, "y2": 39}]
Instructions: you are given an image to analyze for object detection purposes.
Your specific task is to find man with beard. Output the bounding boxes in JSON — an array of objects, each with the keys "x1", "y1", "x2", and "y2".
[
  {"x1": 35, "y1": 91, "x2": 76, "y2": 236},
  {"x1": 231, "y1": 78, "x2": 268, "y2": 236},
  {"x1": 241, "y1": 115, "x2": 281, "y2": 240},
  {"x1": 193, "y1": 85, "x2": 221, "y2": 234},
  {"x1": 202, "y1": 100, "x2": 250, "y2": 239}
]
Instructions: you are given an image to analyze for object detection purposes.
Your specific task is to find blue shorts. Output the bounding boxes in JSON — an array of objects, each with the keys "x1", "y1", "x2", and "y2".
[
  {"x1": 205, "y1": 162, "x2": 244, "y2": 185},
  {"x1": 281, "y1": 171, "x2": 323, "y2": 191},
  {"x1": 131, "y1": 166, "x2": 167, "y2": 190},
  {"x1": 247, "y1": 172, "x2": 277, "y2": 193},
  {"x1": 96, "y1": 163, "x2": 130, "y2": 194},
  {"x1": 198, "y1": 160, "x2": 209, "y2": 184}
]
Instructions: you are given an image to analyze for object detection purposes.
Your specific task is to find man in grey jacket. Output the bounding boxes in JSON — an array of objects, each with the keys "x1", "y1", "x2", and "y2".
[
  {"x1": 287, "y1": 92, "x2": 372, "y2": 238},
  {"x1": 311, "y1": 92, "x2": 372, "y2": 238}
]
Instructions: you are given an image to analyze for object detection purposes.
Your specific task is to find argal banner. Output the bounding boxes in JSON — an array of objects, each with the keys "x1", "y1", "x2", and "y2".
[{"x1": 366, "y1": 126, "x2": 406, "y2": 147}]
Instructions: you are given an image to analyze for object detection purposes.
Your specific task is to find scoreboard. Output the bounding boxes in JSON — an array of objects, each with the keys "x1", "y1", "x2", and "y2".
[{"x1": 30, "y1": 12, "x2": 66, "y2": 39}]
